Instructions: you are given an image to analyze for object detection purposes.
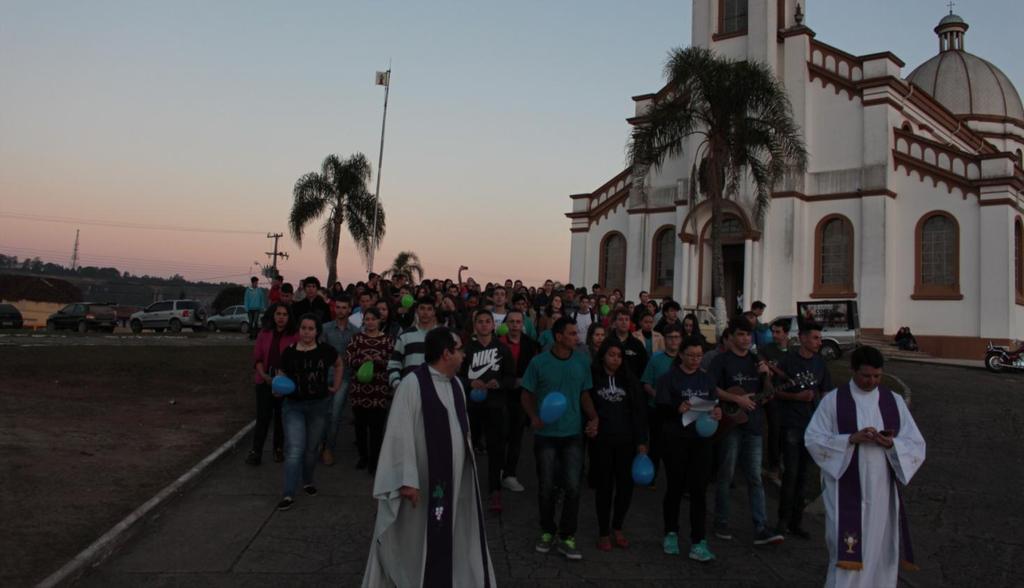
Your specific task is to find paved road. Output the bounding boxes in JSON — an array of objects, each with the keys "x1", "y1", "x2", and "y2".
[{"x1": 73, "y1": 361, "x2": 1022, "y2": 587}]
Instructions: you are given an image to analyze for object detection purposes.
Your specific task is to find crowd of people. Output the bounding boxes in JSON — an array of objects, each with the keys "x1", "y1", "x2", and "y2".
[{"x1": 240, "y1": 270, "x2": 926, "y2": 588}]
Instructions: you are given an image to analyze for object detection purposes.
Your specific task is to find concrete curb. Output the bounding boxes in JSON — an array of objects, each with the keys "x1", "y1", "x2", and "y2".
[{"x1": 36, "y1": 420, "x2": 256, "y2": 588}]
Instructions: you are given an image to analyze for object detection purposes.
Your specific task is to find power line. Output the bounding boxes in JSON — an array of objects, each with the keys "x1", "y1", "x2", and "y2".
[
  {"x1": 0, "y1": 211, "x2": 268, "y2": 236},
  {"x1": 0, "y1": 244, "x2": 249, "y2": 273}
]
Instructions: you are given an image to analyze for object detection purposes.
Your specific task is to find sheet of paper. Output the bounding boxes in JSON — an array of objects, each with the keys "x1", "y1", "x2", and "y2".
[{"x1": 681, "y1": 397, "x2": 718, "y2": 426}]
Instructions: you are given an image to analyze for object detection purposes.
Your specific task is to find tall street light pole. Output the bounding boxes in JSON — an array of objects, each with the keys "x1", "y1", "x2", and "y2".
[{"x1": 369, "y1": 64, "x2": 391, "y2": 272}]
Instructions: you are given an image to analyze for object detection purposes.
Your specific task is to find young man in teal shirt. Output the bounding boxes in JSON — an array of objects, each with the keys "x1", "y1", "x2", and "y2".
[
  {"x1": 521, "y1": 316, "x2": 596, "y2": 561},
  {"x1": 640, "y1": 324, "x2": 683, "y2": 487}
]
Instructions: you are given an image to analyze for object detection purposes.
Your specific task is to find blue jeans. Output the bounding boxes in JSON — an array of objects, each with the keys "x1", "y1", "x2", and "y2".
[
  {"x1": 534, "y1": 434, "x2": 584, "y2": 537},
  {"x1": 283, "y1": 396, "x2": 330, "y2": 497},
  {"x1": 714, "y1": 428, "x2": 768, "y2": 531},
  {"x1": 322, "y1": 376, "x2": 350, "y2": 451}
]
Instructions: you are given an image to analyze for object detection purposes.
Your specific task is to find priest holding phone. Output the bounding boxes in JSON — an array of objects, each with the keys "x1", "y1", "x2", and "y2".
[{"x1": 805, "y1": 346, "x2": 926, "y2": 588}]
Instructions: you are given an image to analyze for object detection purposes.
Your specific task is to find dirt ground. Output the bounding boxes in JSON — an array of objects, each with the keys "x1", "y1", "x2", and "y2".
[{"x1": 0, "y1": 345, "x2": 253, "y2": 587}]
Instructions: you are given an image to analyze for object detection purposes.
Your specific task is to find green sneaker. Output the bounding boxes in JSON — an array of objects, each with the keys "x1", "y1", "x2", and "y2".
[
  {"x1": 663, "y1": 532, "x2": 680, "y2": 555},
  {"x1": 557, "y1": 535, "x2": 582, "y2": 560},
  {"x1": 535, "y1": 532, "x2": 554, "y2": 554},
  {"x1": 689, "y1": 539, "x2": 716, "y2": 562}
]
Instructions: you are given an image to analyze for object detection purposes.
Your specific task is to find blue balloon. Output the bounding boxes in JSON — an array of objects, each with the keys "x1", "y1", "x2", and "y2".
[
  {"x1": 694, "y1": 412, "x2": 719, "y2": 438},
  {"x1": 470, "y1": 387, "x2": 487, "y2": 403},
  {"x1": 632, "y1": 453, "x2": 655, "y2": 486},
  {"x1": 539, "y1": 391, "x2": 568, "y2": 425},
  {"x1": 271, "y1": 375, "x2": 296, "y2": 396}
]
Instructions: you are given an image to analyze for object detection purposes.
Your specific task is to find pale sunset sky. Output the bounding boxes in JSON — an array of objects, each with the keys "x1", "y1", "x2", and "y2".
[{"x1": 1, "y1": 1, "x2": 1020, "y2": 286}]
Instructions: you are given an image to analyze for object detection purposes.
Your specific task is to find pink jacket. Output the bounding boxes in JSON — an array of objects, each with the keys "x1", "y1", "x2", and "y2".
[{"x1": 252, "y1": 328, "x2": 299, "y2": 384}]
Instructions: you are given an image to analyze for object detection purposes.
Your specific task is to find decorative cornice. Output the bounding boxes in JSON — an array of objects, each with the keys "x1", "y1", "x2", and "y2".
[{"x1": 773, "y1": 189, "x2": 898, "y2": 201}]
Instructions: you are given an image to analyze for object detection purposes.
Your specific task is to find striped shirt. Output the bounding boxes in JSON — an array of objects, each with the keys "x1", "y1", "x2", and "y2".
[{"x1": 387, "y1": 323, "x2": 433, "y2": 387}]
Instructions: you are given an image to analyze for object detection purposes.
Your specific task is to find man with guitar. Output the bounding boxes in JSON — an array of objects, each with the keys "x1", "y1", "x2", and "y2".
[
  {"x1": 773, "y1": 321, "x2": 833, "y2": 540},
  {"x1": 709, "y1": 318, "x2": 784, "y2": 546}
]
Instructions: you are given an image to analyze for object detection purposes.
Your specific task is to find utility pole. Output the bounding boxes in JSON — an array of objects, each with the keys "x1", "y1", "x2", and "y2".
[
  {"x1": 265, "y1": 232, "x2": 289, "y2": 278},
  {"x1": 70, "y1": 229, "x2": 80, "y2": 270},
  {"x1": 369, "y1": 64, "x2": 391, "y2": 272}
]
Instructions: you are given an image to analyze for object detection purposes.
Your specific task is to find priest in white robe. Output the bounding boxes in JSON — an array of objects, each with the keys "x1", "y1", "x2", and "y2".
[
  {"x1": 363, "y1": 327, "x2": 497, "y2": 588},
  {"x1": 805, "y1": 346, "x2": 926, "y2": 588}
]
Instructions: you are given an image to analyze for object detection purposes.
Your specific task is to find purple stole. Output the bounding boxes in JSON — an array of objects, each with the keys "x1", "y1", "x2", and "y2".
[
  {"x1": 835, "y1": 384, "x2": 918, "y2": 572},
  {"x1": 413, "y1": 365, "x2": 491, "y2": 588}
]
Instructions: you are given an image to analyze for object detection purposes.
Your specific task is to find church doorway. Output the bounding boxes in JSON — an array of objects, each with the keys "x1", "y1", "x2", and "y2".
[
  {"x1": 723, "y1": 243, "x2": 745, "y2": 318},
  {"x1": 697, "y1": 214, "x2": 749, "y2": 317}
]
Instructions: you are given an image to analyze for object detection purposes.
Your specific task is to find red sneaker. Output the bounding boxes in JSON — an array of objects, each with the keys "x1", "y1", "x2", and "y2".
[
  {"x1": 596, "y1": 536, "x2": 612, "y2": 552},
  {"x1": 613, "y1": 530, "x2": 630, "y2": 549},
  {"x1": 489, "y1": 491, "x2": 503, "y2": 513}
]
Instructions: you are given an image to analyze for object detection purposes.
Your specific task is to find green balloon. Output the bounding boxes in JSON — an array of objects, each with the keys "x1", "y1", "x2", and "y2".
[
  {"x1": 400, "y1": 294, "x2": 415, "y2": 308},
  {"x1": 356, "y1": 361, "x2": 374, "y2": 384},
  {"x1": 600, "y1": 304, "x2": 611, "y2": 316},
  {"x1": 496, "y1": 323, "x2": 509, "y2": 336}
]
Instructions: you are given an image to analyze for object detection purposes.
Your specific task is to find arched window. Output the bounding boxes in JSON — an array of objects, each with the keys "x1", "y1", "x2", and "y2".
[
  {"x1": 812, "y1": 215, "x2": 855, "y2": 297},
  {"x1": 913, "y1": 211, "x2": 962, "y2": 300},
  {"x1": 651, "y1": 226, "x2": 676, "y2": 297},
  {"x1": 1015, "y1": 218, "x2": 1023, "y2": 304},
  {"x1": 719, "y1": 0, "x2": 748, "y2": 36},
  {"x1": 600, "y1": 232, "x2": 627, "y2": 293}
]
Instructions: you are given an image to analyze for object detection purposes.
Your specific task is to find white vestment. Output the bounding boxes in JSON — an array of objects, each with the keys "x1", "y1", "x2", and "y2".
[
  {"x1": 362, "y1": 367, "x2": 496, "y2": 587},
  {"x1": 805, "y1": 380, "x2": 926, "y2": 588}
]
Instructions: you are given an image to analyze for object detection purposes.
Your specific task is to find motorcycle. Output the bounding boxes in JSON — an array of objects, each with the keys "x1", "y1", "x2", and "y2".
[{"x1": 984, "y1": 340, "x2": 1024, "y2": 373}]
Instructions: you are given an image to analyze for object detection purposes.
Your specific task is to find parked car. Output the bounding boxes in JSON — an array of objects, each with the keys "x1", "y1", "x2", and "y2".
[
  {"x1": 130, "y1": 299, "x2": 208, "y2": 333},
  {"x1": 769, "y1": 314, "x2": 859, "y2": 360},
  {"x1": 0, "y1": 303, "x2": 24, "y2": 329},
  {"x1": 206, "y1": 305, "x2": 252, "y2": 333},
  {"x1": 46, "y1": 302, "x2": 118, "y2": 333}
]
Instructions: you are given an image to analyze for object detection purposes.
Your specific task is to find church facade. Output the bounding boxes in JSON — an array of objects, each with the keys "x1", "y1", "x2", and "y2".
[{"x1": 566, "y1": 0, "x2": 1024, "y2": 359}]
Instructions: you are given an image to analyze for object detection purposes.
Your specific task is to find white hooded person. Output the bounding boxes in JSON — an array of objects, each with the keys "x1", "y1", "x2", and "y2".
[
  {"x1": 362, "y1": 327, "x2": 497, "y2": 587},
  {"x1": 805, "y1": 346, "x2": 926, "y2": 588}
]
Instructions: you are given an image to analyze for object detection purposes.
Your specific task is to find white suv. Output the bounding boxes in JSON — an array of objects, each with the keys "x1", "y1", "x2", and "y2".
[{"x1": 130, "y1": 300, "x2": 208, "y2": 333}]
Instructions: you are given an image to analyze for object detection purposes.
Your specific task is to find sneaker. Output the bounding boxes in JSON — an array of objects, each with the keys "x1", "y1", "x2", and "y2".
[
  {"x1": 688, "y1": 540, "x2": 716, "y2": 562},
  {"x1": 613, "y1": 530, "x2": 629, "y2": 549},
  {"x1": 273, "y1": 448, "x2": 284, "y2": 463},
  {"x1": 557, "y1": 536, "x2": 582, "y2": 561},
  {"x1": 753, "y1": 528, "x2": 785, "y2": 545},
  {"x1": 787, "y1": 526, "x2": 811, "y2": 540},
  {"x1": 535, "y1": 532, "x2": 555, "y2": 554},
  {"x1": 355, "y1": 457, "x2": 368, "y2": 470},
  {"x1": 245, "y1": 450, "x2": 261, "y2": 466},
  {"x1": 502, "y1": 476, "x2": 525, "y2": 492},
  {"x1": 662, "y1": 532, "x2": 680, "y2": 555},
  {"x1": 276, "y1": 497, "x2": 294, "y2": 511},
  {"x1": 713, "y1": 524, "x2": 733, "y2": 541},
  {"x1": 764, "y1": 469, "x2": 782, "y2": 488},
  {"x1": 489, "y1": 491, "x2": 503, "y2": 513},
  {"x1": 596, "y1": 536, "x2": 612, "y2": 552},
  {"x1": 321, "y1": 448, "x2": 335, "y2": 466},
  {"x1": 303, "y1": 484, "x2": 318, "y2": 497}
]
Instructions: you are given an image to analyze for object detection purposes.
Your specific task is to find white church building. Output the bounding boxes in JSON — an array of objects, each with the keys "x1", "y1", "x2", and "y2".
[{"x1": 567, "y1": 0, "x2": 1024, "y2": 359}]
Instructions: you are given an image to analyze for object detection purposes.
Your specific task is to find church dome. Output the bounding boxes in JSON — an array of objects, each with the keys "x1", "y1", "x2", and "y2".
[{"x1": 906, "y1": 13, "x2": 1024, "y2": 120}]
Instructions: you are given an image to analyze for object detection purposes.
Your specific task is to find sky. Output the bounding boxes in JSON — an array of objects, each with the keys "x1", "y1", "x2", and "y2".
[{"x1": 1, "y1": 0, "x2": 1021, "y2": 286}]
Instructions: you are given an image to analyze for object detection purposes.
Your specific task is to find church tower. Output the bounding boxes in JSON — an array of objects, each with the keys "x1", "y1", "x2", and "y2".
[{"x1": 691, "y1": 0, "x2": 806, "y2": 70}]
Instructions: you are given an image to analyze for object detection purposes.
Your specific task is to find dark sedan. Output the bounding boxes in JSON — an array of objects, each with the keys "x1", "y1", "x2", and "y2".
[
  {"x1": 0, "y1": 303, "x2": 23, "y2": 328},
  {"x1": 46, "y1": 303, "x2": 118, "y2": 333}
]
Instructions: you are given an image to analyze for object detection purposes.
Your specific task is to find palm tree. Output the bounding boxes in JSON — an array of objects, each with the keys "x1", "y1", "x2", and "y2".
[
  {"x1": 289, "y1": 153, "x2": 385, "y2": 286},
  {"x1": 382, "y1": 251, "x2": 425, "y2": 283},
  {"x1": 629, "y1": 47, "x2": 807, "y2": 329}
]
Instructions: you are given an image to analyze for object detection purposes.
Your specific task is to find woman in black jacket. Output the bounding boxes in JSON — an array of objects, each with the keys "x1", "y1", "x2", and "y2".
[{"x1": 583, "y1": 338, "x2": 649, "y2": 552}]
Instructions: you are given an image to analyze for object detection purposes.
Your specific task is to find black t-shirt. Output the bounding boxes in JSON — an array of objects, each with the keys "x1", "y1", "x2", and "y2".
[
  {"x1": 613, "y1": 332, "x2": 649, "y2": 380},
  {"x1": 654, "y1": 366, "x2": 717, "y2": 439},
  {"x1": 708, "y1": 350, "x2": 765, "y2": 434},
  {"x1": 280, "y1": 343, "x2": 338, "y2": 401},
  {"x1": 758, "y1": 343, "x2": 789, "y2": 386},
  {"x1": 777, "y1": 349, "x2": 834, "y2": 429},
  {"x1": 589, "y1": 371, "x2": 648, "y2": 444}
]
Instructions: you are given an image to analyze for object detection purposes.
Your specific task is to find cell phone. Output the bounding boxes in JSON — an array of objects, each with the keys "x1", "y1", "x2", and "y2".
[{"x1": 878, "y1": 429, "x2": 895, "y2": 437}]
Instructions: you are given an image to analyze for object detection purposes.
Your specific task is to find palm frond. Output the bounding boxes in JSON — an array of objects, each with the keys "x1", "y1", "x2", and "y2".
[{"x1": 290, "y1": 172, "x2": 333, "y2": 246}]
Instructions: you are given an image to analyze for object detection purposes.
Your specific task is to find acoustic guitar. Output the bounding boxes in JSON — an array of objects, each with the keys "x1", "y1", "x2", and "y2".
[{"x1": 715, "y1": 355, "x2": 790, "y2": 436}]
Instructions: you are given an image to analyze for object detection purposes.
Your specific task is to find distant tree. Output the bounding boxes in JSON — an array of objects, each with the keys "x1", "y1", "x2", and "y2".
[
  {"x1": 212, "y1": 285, "x2": 245, "y2": 314},
  {"x1": 289, "y1": 152, "x2": 385, "y2": 286},
  {"x1": 29, "y1": 257, "x2": 44, "y2": 272},
  {"x1": 382, "y1": 251, "x2": 425, "y2": 283}
]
